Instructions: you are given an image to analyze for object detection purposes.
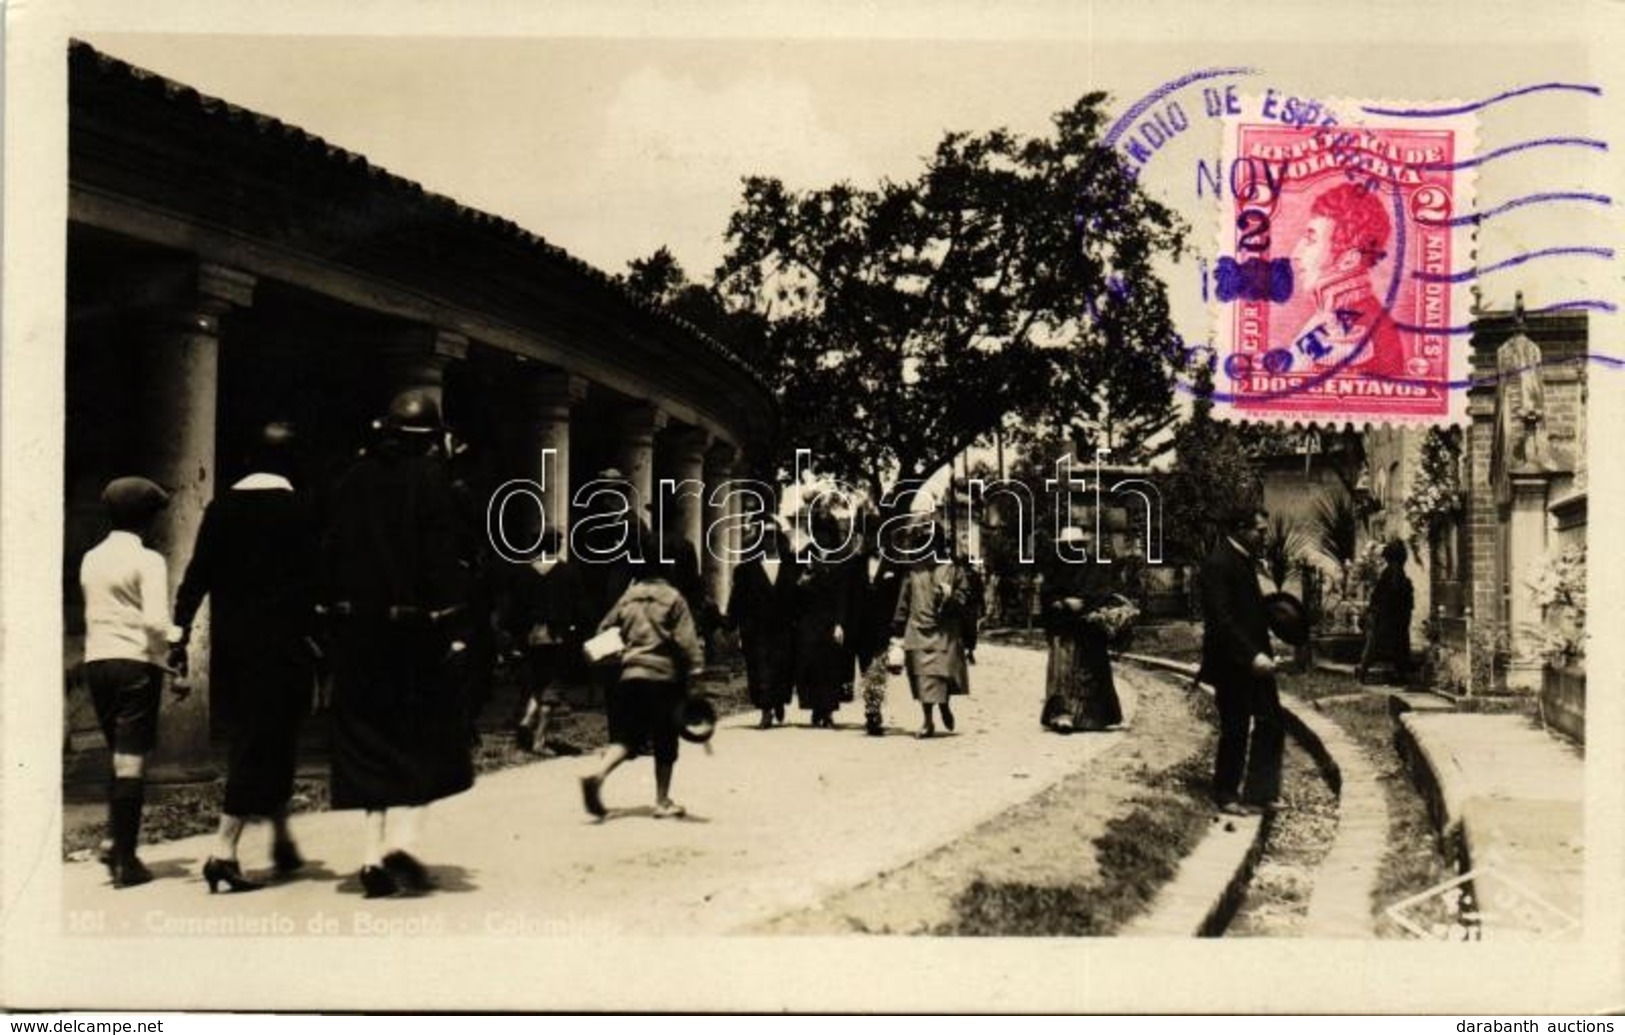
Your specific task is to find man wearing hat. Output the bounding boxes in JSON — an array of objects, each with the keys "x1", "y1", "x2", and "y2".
[
  {"x1": 1200, "y1": 506, "x2": 1285, "y2": 815},
  {"x1": 80, "y1": 476, "x2": 185, "y2": 887}
]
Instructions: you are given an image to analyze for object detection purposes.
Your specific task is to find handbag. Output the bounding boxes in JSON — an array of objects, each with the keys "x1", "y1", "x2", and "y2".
[{"x1": 582, "y1": 627, "x2": 626, "y2": 666}]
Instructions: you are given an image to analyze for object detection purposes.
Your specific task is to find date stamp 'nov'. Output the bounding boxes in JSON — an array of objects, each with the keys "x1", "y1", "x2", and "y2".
[{"x1": 1213, "y1": 104, "x2": 1476, "y2": 424}]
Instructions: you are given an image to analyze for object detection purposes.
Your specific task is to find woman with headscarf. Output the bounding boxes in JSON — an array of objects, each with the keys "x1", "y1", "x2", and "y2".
[
  {"x1": 891, "y1": 521, "x2": 970, "y2": 738},
  {"x1": 726, "y1": 517, "x2": 798, "y2": 728},
  {"x1": 791, "y1": 509, "x2": 852, "y2": 729},
  {"x1": 1039, "y1": 526, "x2": 1125, "y2": 733}
]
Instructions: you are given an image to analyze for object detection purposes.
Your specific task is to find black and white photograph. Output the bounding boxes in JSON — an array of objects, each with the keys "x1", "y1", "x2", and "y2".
[{"x1": 2, "y1": 0, "x2": 1623, "y2": 1015}]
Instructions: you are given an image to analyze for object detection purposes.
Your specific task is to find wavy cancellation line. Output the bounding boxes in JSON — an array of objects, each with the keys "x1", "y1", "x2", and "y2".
[
  {"x1": 1394, "y1": 300, "x2": 1618, "y2": 337},
  {"x1": 1412, "y1": 247, "x2": 1615, "y2": 285},
  {"x1": 1415, "y1": 136, "x2": 1607, "y2": 172},
  {"x1": 1429, "y1": 191, "x2": 1612, "y2": 229},
  {"x1": 1361, "y1": 82, "x2": 1601, "y2": 118}
]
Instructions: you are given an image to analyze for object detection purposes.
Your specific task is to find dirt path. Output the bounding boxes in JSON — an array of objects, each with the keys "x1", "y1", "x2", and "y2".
[
  {"x1": 61, "y1": 644, "x2": 1139, "y2": 936},
  {"x1": 759, "y1": 662, "x2": 1214, "y2": 935}
]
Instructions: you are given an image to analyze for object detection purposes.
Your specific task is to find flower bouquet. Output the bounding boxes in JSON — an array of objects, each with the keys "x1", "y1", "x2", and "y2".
[{"x1": 1087, "y1": 594, "x2": 1141, "y2": 645}]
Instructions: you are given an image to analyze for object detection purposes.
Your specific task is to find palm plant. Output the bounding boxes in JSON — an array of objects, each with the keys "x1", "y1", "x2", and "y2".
[
  {"x1": 1309, "y1": 490, "x2": 1360, "y2": 570},
  {"x1": 1261, "y1": 514, "x2": 1309, "y2": 591}
]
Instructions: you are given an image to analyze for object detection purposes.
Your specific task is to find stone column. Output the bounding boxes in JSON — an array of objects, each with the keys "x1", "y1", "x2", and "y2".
[
  {"x1": 703, "y1": 442, "x2": 740, "y2": 612},
  {"x1": 662, "y1": 426, "x2": 710, "y2": 552},
  {"x1": 1505, "y1": 473, "x2": 1552, "y2": 692},
  {"x1": 525, "y1": 370, "x2": 588, "y2": 552},
  {"x1": 143, "y1": 263, "x2": 255, "y2": 777},
  {"x1": 378, "y1": 325, "x2": 469, "y2": 414},
  {"x1": 613, "y1": 402, "x2": 666, "y2": 513}
]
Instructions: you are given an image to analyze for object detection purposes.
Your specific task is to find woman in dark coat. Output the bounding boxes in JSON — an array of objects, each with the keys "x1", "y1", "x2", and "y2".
[
  {"x1": 173, "y1": 423, "x2": 319, "y2": 893},
  {"x1": 1358, "y1": 538, "x2": 1415, "y2": 685},
  {"x1": 1040, "y1": 527, "x2": 1124, "y2": 733},
  {"x1": 322, "y1": 393, "x2": 474, "y2": 898},
  {"x1": 792, "y1": 545, "x2": 852, "y2": 729},
  {"x1": 727, "y1": 519, "x2": 798, "y2": 728}
]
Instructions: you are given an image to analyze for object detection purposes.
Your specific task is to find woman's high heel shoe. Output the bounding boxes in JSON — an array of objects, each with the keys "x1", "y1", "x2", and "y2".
[{"x1": 203, "y1": 857, "x2": 265, "y2": 894}]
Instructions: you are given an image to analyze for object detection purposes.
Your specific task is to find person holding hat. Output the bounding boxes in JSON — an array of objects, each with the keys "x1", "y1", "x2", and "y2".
[
  {"x1": 891, "y1": 520, "x2": 971, "y2": 739},
  {"x1": 579, "y1": 523, "x2": 705, "y2": 820},
  {"x1": 503, "y1": 528, "x2": 592, "y2": 754},
  {"x1": 171, "y1": 422, "x2": 320, "y2": 894},
  {"x1": 1039, "y1": 526, "x2": 1125, "y2": 734},
  {"x1": 726, "y1": 514, "x2": 799, "y2": 729},
  {"x1": 79, "y1": 476, "x2": 185, "y2": 888},
  {"x1": 322, "y1": 391, "x2": 475, "y2": 898},
  {"x1": 1200, "y1": 506, "x2": 1285, "y2": 815},
  {"x1": 1357, "y1": 538, "x2": 1415, "y2": 685}
]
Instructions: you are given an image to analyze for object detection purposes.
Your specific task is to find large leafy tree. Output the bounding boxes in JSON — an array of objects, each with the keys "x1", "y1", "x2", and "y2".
[
  {"x1": 1162, "y1": 363, "x2": 1264, "y2": 563},
  {"x1": 706, "y1": 94, "x2": 1187, "y2": 498}
]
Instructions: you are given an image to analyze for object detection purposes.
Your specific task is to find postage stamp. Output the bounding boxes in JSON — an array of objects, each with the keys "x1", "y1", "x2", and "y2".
[{"x1": 1213, "y1": 104, "x2": 1476, "y2": 424}]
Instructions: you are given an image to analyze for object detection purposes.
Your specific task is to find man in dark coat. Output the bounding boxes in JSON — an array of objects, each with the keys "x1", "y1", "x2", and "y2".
[
  {"x1": 322, "y1": 391, "x2": 473, "y2": 898},
  {"x1": 1200, "y1": 506, "x2": 1285, "y2": 815},
  {"x1": 173, "y1": 422, "x2": 319, "y2": 891}
]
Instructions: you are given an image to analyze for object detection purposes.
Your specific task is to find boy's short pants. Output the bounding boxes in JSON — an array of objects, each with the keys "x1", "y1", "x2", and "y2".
[
  {"x1": 85, "y1": 659, "x2": 163, "y2": 755},
  {"x1": 607, "y1": 678, "x2": 684, "y2": 765}
]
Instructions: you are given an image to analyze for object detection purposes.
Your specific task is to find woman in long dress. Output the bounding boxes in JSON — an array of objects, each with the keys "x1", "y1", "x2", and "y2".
[
  {"x1": 727, "y1": 519, "x2": 798, "y2": 728},
  {"x1": 1040, "y1": 527, "x2": 1124, "y2": 733},
  {"x1": 792, "y1": 516, "x2": 851, "y2": 728},
  {"x1": 1357, "y1": 538, "x2": 1415, "y2": 685}
]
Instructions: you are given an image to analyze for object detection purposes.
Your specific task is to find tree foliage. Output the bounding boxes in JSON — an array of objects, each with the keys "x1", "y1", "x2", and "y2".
[
  {"x1": 1161, "y1": 364, "x2": 1263, "y2": 563},
  {"x1": 706, "y1": 94, "x2": 1187, "y2": 494}
]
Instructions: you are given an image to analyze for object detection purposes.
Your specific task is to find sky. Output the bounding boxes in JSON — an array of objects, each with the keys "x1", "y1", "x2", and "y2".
[{"x1": 81, "y1": 16, "x2": 1612, "y2": 348}]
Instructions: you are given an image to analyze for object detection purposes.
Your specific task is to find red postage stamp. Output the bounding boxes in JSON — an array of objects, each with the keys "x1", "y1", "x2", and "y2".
[{"x1": 1213, "y1": 105, "x2": 1475, "y2": 424}]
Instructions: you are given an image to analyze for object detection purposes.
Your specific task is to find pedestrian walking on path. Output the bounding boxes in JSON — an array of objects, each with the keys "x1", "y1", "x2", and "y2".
[
  {"x1": 792, "y1": 509, "x2": 852, "y2": 729},
  {"x1": 892, "y1": 521, "x2": 970, "y2": 739},
  {"x1": 1039, "y1": 526, "x2": 1125, "y2": 734},
  {"x1": 80, "y1": 476, "x2": 185, "y2": 889},
  {"x1": 1199, "y1": 507, "x2": 1285, "y2": 816},
  {"x1": 172, "y1": 422, "x2": 320, "y2": 894},
  {"x1": 322, "y1": 392, "x2": 475, "y2": 898},
  {"x1": 846, "y1": 519, "x2": 904, "y2": 736},
  {"x1": 726, "y1": 516, "x2": 797, "y2": 729},
  {"x1": 503, "y1": 528, "x2": 592, "y2": 755},
  {"x1": 580, "y1": 525, "x2": 706, "y2": 820}
]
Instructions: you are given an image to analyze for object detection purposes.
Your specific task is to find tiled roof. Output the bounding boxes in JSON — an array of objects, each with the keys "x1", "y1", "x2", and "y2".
[{"x1": 69, "y1": 39, "x2": 769, "y2": 393}]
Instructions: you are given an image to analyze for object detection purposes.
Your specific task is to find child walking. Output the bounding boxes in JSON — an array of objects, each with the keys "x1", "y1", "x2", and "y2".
[
  {"x1": 80, "y1": 477, "x2": 186, "y2": 887},
  {"x1": 579, "y1": 526, "x2": 704, "y2": 820}
]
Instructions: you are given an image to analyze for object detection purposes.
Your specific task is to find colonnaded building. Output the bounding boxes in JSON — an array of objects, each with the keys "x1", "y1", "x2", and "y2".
[{"x1": 63, "y1": 42, "x2": 776, "y2": 771}]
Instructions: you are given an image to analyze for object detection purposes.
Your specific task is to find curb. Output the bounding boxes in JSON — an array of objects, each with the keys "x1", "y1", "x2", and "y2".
[
  {"x1": 1115, "y1": 654, "x2": 1272, "y2": 937},
  {"x1": 1116, "y1": 652, "x2": 1366, "y2": 937}
]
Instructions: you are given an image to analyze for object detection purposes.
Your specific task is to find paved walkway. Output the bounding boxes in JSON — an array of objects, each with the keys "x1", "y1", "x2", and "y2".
[
  {"x1": 63, "y1": 644, "x2": 1136, "y2": 936},
  {"x1": 1398, "y1": 711, "x2": 1584, "y2": 938}
]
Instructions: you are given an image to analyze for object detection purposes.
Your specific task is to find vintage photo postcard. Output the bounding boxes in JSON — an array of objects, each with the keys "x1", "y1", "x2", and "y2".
[{"x1": 3, "y1": 0, "x2": 1623, "y2": 1015}]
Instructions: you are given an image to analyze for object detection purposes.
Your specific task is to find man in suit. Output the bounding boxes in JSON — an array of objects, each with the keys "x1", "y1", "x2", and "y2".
[{"x1": 1200, "y1": 506, "x2": 1284, "y2": 815}]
